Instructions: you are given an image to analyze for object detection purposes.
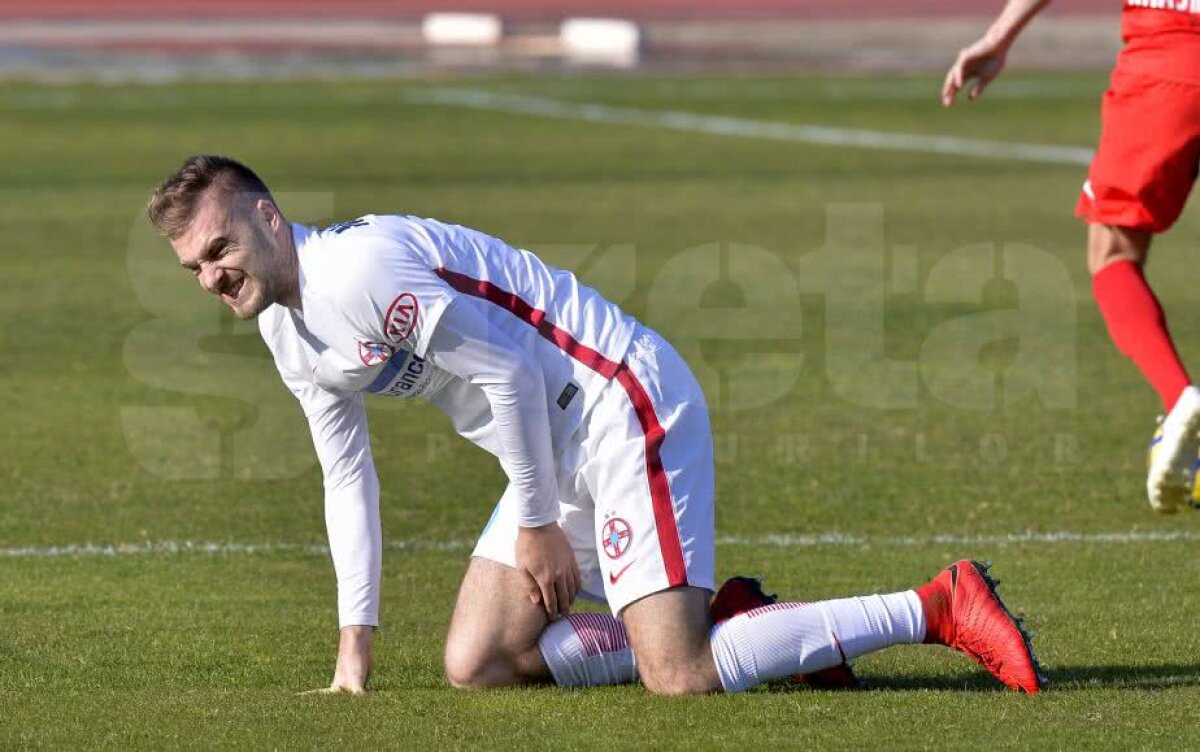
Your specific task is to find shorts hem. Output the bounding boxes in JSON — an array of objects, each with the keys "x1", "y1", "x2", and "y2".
[
  {"x1": 608, "y1": 576, "x2": 717, "y2": 617},
  {"x1": 1075, "y1": 202, "x2": 1164, "y2": 233}
]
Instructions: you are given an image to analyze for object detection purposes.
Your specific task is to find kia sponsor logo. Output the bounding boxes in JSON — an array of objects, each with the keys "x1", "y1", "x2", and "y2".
[{"x1": 385, "y1": 293, "x2": 419, "y2": 341}]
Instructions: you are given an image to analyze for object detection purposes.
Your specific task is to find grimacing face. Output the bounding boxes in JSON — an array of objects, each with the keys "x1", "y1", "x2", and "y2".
[{"x1": 171, "y1": 192, "x2": 284, "y2": 320}]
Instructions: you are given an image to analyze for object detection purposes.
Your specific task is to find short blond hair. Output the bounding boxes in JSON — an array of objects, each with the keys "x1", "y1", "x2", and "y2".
[{"x1": 147, "y1": 155, "x2": 272, "y2": 240}]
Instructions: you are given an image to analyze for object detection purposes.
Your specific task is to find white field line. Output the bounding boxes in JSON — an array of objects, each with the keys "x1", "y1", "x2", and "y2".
[
  {"x1": 3, "y1": 530, "x2": 1198, "y2": 559},
  {"x1": 405, "y1": 87, "x2": 1095, "y2": 167}
]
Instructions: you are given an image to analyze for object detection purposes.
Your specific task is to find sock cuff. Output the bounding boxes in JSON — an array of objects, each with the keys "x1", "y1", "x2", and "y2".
[
  {"x1": 1092, "y1": 258, "x2": 1143, "y2": 289},
  {"x1": 539, "y1": 613, "x2": 638, "y2": 688},
  {"x1": 539, "y1": 617, "x2": 585, "y2": 686},
  {"x1": 1095, "y1": 258, "x2": 1141, "y2": 273},
  {"x1": 710, "y1": 617, "x2": 758, "y2": 693},
  {"x1": 566, "y1": 612, "x2": 631, "y2": 657},
  {"x1": 893, "y1": 590, "x2": 926, "y2": 644}
]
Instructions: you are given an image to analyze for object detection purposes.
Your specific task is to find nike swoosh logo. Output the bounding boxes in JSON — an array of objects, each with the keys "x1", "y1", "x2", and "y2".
[{"x1": 609, "y1": 561, "x2": 636, "y2": 585}]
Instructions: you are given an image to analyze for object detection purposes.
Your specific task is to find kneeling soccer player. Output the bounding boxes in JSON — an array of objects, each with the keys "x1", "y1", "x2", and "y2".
[{"x1": 148, "y1": 155, "x2": 1044, "y2": 696}]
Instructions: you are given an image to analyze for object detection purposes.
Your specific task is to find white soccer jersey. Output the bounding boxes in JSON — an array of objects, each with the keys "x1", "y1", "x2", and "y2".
[{"x1": 258, "y1": 215, "x2": 639, "y2": 626}]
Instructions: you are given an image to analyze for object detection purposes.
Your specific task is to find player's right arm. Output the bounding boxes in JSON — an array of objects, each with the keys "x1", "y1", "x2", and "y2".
[
  {"x1": 276, "y1": 365, "x2": 381, "y2": 694},
  {"x1": 942, "y1": 0, "x2": 1052, "y2": 106},
  {"x1": 306, "y1": 392, "x2": 380, "y2": 693}
]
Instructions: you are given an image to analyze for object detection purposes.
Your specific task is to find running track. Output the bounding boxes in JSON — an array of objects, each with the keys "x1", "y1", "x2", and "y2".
[{"x1": 0, "y1": 0, "x2": 1112, "y2": 21}]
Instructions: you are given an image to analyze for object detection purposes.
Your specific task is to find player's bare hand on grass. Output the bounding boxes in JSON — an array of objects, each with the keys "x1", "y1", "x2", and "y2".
[
  {"x1": 517, "y1": 523, "x2": 581, "y2": 618},
  {"x1": 299, "y1": 625, "x2": 375, "y2": 696},
  {"x1": 943, "y1": 35, "x2": 1010, "y2": 106}
]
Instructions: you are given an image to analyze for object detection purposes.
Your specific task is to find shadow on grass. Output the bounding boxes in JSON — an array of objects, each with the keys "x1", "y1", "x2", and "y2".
[
  {"x1": 376, "y1": 666, "x2": 1200, "y2": 694},
  {"x1": 1040, "y1": 664, "x2": 1200, "y2": 690},
  {"x1": 834, "y1": 664, "x2": 1200, "y2": 693}
]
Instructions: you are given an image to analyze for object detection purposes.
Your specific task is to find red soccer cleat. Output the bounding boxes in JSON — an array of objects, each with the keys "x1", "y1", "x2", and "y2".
[
  {"x1": 710, "y1": 576, "x2": 860, "y2": 690},
  {"x1": 916, "y1": 560, "x2": 1044, "y2": 695},
  {"x1": 710, "y1": 576, "x2": 776, "y2": 625}
]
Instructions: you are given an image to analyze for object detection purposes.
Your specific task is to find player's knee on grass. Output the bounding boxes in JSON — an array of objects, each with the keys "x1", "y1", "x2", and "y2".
[
  {"x1": 443, "y1": 641, "x2": 486, "y2": 689},
  {"x1": 444, "y1": 558, "x2": 553, "y2": 689},
  {"x1": 443, "y1": 641, "x2": 514, "y2": 689},
  {"x1": 443, "y1": 633, "x2": 550, "y2": 689},
  {"x1": 622, "y1": 586, "x2": 722, "y2": 696},
  {"x1": 637, "y1": 654, "x2": 721, "y2": 696},
  {"x1": 1087, "y1": 224, "x2": 1152, "y2": 275}
]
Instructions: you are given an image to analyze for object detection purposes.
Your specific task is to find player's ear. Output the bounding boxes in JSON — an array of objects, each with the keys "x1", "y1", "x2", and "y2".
[{"x1": 255, "y1": 198, "x2": 281, "y2": 229}]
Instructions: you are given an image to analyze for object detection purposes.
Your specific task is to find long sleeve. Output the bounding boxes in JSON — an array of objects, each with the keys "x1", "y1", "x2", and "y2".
[
  {"x1": 425, "y1": 299, "x2": 560, "y2": 527},
  {"x1": 261, "y1": 302, "x2": 383, "y2": 630},
  {"x1": 304, "y1": 392, "x2": 382, "y2": 628}
]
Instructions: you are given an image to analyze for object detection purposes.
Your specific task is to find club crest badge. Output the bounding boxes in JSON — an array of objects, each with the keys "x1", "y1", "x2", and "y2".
[
  {"x1": 358, "y1": 339, "x2": 395, "y2": 366},
  {"x1": 385, "y1": 293, "x2": 419, "y2": 342},
  {"x1": 601, "y1": 517, "x2": 632, "y2": 560}
]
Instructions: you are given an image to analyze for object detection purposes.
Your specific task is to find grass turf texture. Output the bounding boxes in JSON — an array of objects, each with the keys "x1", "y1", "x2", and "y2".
[{"x1": 1, "y1": 72, "x2": 1198, "y2": 749}]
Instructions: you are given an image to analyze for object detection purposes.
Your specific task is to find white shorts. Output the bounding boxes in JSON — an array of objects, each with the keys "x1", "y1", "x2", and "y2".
[{"x1": 472, "y1": 324, "x2": 716, "y2": 615}]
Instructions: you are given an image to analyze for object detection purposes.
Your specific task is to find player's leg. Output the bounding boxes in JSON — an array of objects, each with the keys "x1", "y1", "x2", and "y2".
[
  {"x1": 447, "y1": 485, "x2": 638, "y2": 689},
  {"x1": 619, "y1": 563, "x2": 1041, "y2": 695},
  {"x1": 702, "y1": 560, "x2": 1040, "y2": 694},
  {"x1": 572, "y1": 325, "x2": 716, "y2": 692},
  {"x1": 591, "y1": 390, "x2": 908, "y2": 693},
  {"x1": 619, "y1": 584, "x2": 921, "y2": 695},
  {"x1": 445, "y1": 555, "x2": 641, "y2": 689},
  {"x1": 1078, "y1": 68, "x2": 1200, "y2": 511},
  {"x1": 1086, "y1": 224, "x2": 1151, "y2": 274},
  {"x1": 621, "y1": 587, "x2": 720, "y2": 694},
  {"x1": 1091, "y1": 226, "x2": 1200, "y2": 512},
  {"x1": 443, "y1": 556, "x2": 551, "y2": 688},
  {"x1": 1081, "y1": 67, "x2": 1200, "y2": 412},
  {"x1": 594, "y1": 328, "x2": 1040, "y2": 694},
  {"x1": 709, "y1": 576, "x2": 859, "y2": 688},
  {"x1": 614, "y1": 519, "x2": 925, "y2": 695},
  {"x1": 591, "y1": 328, "x2": 908, "y2": 695},
  {"x1": 1089, "y1": 225, "x2": 1189, "y2": 411}
]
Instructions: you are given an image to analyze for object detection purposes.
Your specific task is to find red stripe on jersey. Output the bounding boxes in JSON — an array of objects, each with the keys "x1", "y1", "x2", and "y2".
[
  {"x1": 434, "y1": 267, "x2": 619, "y2": 379},
  {"x1": 434, "y1": 266, "x2": 688, "y2": 589},
  {"x1": 615, "y1": 362, "x2": 689, "y2": 589}
]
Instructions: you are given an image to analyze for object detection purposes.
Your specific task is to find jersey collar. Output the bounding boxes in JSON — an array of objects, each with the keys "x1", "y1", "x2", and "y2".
[{"x1": 291, "y1": 222, "x2": 315, "y2": 300}]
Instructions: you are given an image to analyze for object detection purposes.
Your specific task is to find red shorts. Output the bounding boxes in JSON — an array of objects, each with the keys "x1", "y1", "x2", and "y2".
[{"x1": 1075, "y1": 65, "x2": 1200, "y2": 233}]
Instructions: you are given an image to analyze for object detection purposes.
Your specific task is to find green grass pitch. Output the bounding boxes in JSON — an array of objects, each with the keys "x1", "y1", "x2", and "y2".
[{"x1": 1, "y1": 72, "x2": 1198, "y2": 749}]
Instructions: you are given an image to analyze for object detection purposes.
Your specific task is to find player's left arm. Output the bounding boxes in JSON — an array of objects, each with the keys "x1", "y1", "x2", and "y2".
[
  {"x1": 421, "y1": 299, "x2": 582, "y2": 617},
  {"x1": 335, "y1": 244, "x2": 581, "y2": 618}
]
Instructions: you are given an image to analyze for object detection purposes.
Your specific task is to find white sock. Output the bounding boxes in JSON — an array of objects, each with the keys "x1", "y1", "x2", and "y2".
[
  {"x1": 538, "y1": 613, "x2": 638, "y2": 687},
  {"x1": 710, "y1": 591, "x2": 925, "y2": 692}
]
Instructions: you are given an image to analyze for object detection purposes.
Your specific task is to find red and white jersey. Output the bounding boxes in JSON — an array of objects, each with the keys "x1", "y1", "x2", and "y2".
[
  {"x1": 1121, "y1": 0, "x2": 1200, "y2": 84},
  {"x1": 262, "y1": 214, "x2": 637, "y2": 445},
  {"x1": 263, "y1": 214, "x2": 639, "y2": 505},
  {"x1": 257, "y1": 215, "x2": 639, "y2": 627}
]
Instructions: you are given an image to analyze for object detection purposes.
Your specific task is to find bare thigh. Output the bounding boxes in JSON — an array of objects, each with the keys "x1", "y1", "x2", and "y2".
[
  {"x1": 1087, "y1": 224, "x2": 1153, "y2": 275},
  {"x1": 621, "y1": 586, "x2": 721, "y2": 695},
  {"x1": 443, "y1": 557, "x2": 552, "y2": 688}
]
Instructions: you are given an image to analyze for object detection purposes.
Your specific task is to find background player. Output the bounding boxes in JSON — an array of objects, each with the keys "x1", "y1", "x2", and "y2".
[
  {"x1": 147, "y1": 155, "x2": 1043, "y2": 696},
  {"x1": 943, "y1": 0, "x2": 1200, "y2": 512}
]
